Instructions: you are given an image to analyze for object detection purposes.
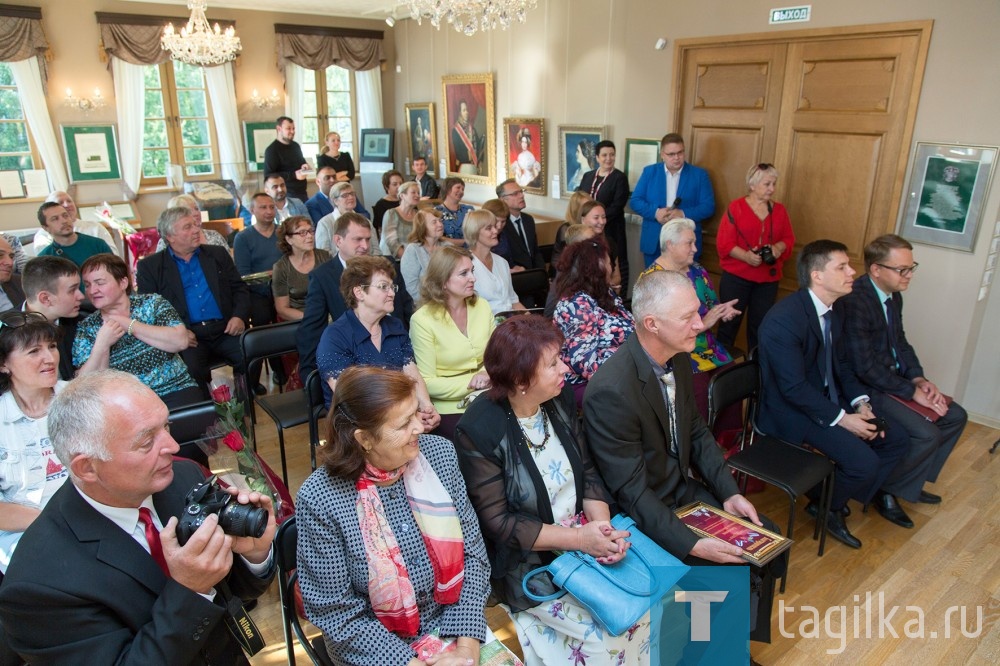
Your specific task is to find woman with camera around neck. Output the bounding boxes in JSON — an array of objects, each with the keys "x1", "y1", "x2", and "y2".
[{"x1": 715, "y1": 162, "x2": 795, "y2": 352}]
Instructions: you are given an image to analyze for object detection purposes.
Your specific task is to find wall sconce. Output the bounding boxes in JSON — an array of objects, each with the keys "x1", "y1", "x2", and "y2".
[
  {"x1": 250, "y1": 88, "x2": 281, "y2": 111},
  {"x1": 65, "y1": 88, "x2": 105, "y2": 113}
]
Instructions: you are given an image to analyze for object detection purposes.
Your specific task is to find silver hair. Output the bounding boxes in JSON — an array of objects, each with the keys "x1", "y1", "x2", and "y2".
[
  {"x1": 167, "y1": 194, "x2": 199, "y2": 213},
  {"x1": 50, "y1": 370, "x2": 149, "y2": 474},
  {"x1": 659, "y1": 218, "x2": 697, "y2": 253},
  {"x1": 631, "y1": 268, "x2": 692, "y2": 321},
  {"x1": 330, "y1": 182, "x2": 354, "y2": 200},
  {"x1": 44, "y1": 191, "x2": 71, "y2": 205},
  {"x1": 746, "y1": 163, "x2": 779, "y2": 190},
  {"x1": 157, "y1": 206, "x2": 196, "y2": 240}
]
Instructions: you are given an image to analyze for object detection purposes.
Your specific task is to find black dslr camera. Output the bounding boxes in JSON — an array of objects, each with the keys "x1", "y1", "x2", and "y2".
[
  {"x1": 755, "y1": 244, "x2": 777, "y2": 266},
  {"x1": 176, "y1": 475, "x2": 268, "y2": 546}
]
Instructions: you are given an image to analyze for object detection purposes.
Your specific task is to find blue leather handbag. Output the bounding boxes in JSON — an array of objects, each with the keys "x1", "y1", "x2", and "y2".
[{"x1": 521, "y1": 514, "x2": 690, "y2": 635}]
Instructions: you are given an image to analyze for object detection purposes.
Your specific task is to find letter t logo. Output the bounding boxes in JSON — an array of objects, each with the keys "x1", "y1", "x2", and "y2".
[{"x1": 675, "y1": 591, "x2": 729, "y2": 641}]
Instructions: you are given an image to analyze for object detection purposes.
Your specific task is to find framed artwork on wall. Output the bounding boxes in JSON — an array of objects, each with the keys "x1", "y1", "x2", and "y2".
[
  {"x1": 503, "y1": 117, "x2": 546, "y2": 196},
  {"x1": 243, "y1": 121, "x2": 275, "y2": 172},
  {"x1": 559, "y1": 125, "x2": 605, "y2": 199},
  {"x1": 404, "y1": 102, "x2": 437, "y2": 170},
  {"x1": 60, "y1": 124, "x2": 121, "y2": 183},
  {"x1": 624, "y1": 137, "x2": 661, "y2": 192},
  {"x1": 442, "y1": 73, "x2": 496, "y2": 185},
  {"x1": 900, "y1": 142, "x2": 997, "y2": 252}
]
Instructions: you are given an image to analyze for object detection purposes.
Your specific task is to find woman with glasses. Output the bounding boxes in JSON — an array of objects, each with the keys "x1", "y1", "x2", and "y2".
[
  {"x1": 316, "y1": 183, "x2": 381, "y2": 255},
  {"x1": 716, "y1": 162, "x2": 795, "y2": 351},
  {"x1": 0, "y1": 312, "x2": 68, "y2": 573},
  {"x1": 272, "y1": 215, "x2": 332, "y2": 321},
  {"x1": 463, "y1": 210, "x2": 524, "y2": 314},
  {"x1": 317, "y1": 256, "x2": 439, "y2": 432}
]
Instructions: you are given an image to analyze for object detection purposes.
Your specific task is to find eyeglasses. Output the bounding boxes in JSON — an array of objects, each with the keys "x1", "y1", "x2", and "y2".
[
  {"x1": 875, "y1": 262, "x2": 919, "y2": 277},
  {"x1": 0, "y1": 311, "x2": 47, "y2": 332},
  {"x1": 663, "y1": 149, "x2": 685, "y2": 158},
  {"x1": 289, "y1": 229, "x2": 315, "y2": 237},
  {"x1": 337, "y1": 191, "x2": 357, "y2": 199},
  {"x1": 362, "y1": 282, "x2": 398, "y2": 293},
  {"x1": 500, "y1": 189, "x2": 524, "y2": 198}
]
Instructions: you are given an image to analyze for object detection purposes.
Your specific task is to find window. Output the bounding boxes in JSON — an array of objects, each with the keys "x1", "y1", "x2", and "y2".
[
  {"x1": 0, "y1": 62, "x2": 41, "y2": 172},
  {"x1": 299, "y1": 65, "x2": 357, "y2": 164},
  {"x1": 142, "y1": 60, "x2": 219, "y2": 185}
]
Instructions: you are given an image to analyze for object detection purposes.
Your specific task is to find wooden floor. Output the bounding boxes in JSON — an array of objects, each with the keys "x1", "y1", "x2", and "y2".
[{"x1": 242, "y1": 388, "x2": 1000, "y2": 665}]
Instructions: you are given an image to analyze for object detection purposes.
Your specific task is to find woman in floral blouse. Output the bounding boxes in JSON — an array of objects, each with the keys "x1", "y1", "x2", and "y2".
[{"x1": 551, "y1": 237, "x2": 635, "y2": 406}]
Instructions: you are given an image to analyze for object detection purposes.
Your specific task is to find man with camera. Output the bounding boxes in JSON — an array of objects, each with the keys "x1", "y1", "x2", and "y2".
[
  {"x1": 0, "y1": 370, "x2": 276, "y2": 665},
  {"x1": 757, "y1": 241, "x2": 928, "y2": 550}
]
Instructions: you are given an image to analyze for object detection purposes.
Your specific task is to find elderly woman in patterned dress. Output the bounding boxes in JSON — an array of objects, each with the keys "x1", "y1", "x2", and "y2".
[{"x1": 296, "y1": 366, "x2": 491, "y2": 666}]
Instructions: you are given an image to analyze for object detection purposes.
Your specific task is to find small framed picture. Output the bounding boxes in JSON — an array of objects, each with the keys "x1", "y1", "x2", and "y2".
[
  {"x1": 503, "y1": 117, "x2": 546, "y2": 196},
  {"x1": 60, "y1": 124, "x2": 121, "y2": 183},
  {"x1": 243, "y1": 121, "x2": 274, "y2": 172},
  {"x1": 558, "y1": 125, "x2": 605, "y2": 199},
  {"x1": 442, "y1": 73, "x2": 496, "y2": 185},
  {"x1": 899, "y1": 142, "x2": 997, "y2": 252},
  {"x1": 405, "y1": 102, "x2": 437, "y2": 169},
  {"x1": 624, "y1": 137, "x2": 661, "y2": 191}
]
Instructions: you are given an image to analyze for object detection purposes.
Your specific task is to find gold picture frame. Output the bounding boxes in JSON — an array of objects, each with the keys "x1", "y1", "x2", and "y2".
[
  {"x1": 442, "y1": 73, "x2": 496, "y2": 185},
  {"x1": 675, "y1": 502, "x2": 792, "y2": 566},
  {"x1": 404, "y1": 102, "x2": 438, "y2": 171},
  {"x1": 503, "y1": 117, "x2": 546, "y2": 196}
]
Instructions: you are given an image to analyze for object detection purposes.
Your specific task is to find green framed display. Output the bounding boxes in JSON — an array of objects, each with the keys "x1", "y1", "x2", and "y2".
[
  {"x1": 61, "y1": 124, "x2": 121, "y2": 183},
  {"x1": 244, "y1": 121, "x2": 275, "y2": 171}
]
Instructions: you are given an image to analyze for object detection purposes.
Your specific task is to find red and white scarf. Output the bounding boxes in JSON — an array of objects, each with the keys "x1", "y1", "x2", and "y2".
[{"x1": 356, "y1": 451, "x2": 465, "y2": 636}]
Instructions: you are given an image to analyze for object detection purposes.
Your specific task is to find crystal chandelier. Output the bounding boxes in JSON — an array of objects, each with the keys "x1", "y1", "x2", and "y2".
[
  {"x1": 162, "y1": 0, "x2": 242, "y2": 66},
  {"x1": 407, "y1": 0, "x2": 539, "y2": 37}
]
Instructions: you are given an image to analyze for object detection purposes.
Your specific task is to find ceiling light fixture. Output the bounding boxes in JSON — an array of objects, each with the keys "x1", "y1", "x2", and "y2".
[
  {"x1": 386, "y1": 14, "x2": 396, "y2": 27},
  {"x1": 162, "y1": 0, "x2": 242, "y2": 66},
  {"x1": 407, "y1": 0, "x2": 539, "y2": 37}
]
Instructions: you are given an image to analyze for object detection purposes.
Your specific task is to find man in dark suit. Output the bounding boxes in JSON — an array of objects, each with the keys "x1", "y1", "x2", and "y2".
[
  {"x1": 585, "y1": 269, "x2": 779, "y2": 642},
  {"x1": 757, "y1": 240, "x2": 915, "y2": 549},
  {"x1": 297, "y1": 213, "x2": 413, "y2": 379},
  {"x1": 304, "y1": 166, "x2": 338, "y2": 224},
  {"x1": 137, "y1": 207, "x2": 250, "y2": 386},
  {"x1": 21, "y1": 256, "x2": 84, "y2": 380},
  {"x1": 837, "y1": 234, "x2": 966, "y2": 505},
  {"x1": 630, "y1": 132, "x2": 715, "y2": 266},
  {"x1": 496, "y1": 179, "x2": 544, "y2": 272},
  {"x1": 0, "y1": 370, "x2": 275, "y2": 664}
]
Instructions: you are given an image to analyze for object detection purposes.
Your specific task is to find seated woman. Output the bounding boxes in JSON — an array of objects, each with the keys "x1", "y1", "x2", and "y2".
[
  {"x1": 316, "y1": 255, "x2": 439, "y2": 428},
  {"x1": 578, "y1": 199, "x2": 622, "y2": 291},
  {"x1": 480, "y1": 199, "x2": 512, "y2": 266},
  {"x1": 400, "y1": 209, "x2": 448, "y2": 303},
  {"x1": 272, "y1": 215, "x2": 332, "y2": 321},
  {"x1": 154, "y1": 194, "x2": 230, "y2": 251},
  {"x1": 463, "y1": 209, "x2": 524, "y2": 315},
  {"x1": 74, "y1": 254, "x2": 203, "y2": 410},
  {"x1": 455, "y1": 315, "x2": 649, "y2": 665},
  {"x1": 371, "y1": 169, "x2": 403, "y2": 236},
  {"x1": 551, "y1": 237, "x2": 635, "y2": 406},
  {"x1": 434, "y1": 177, "x2": 474, "y2": 247},
  {"x1": 296, "y1": 366, "x2": 491, "y2": 665},
  {"x1": 410, "y1": 246, "x2": 494, "y2": 441},
  {"x1": 549, "y1": 190, "x2": 592, "y2": 276},
  {"x1": 381, "y1": 181, "x2": 421, "y2": 259},
  {"x1": 0, "y1": 312, "x2": 68, "y2": 574},
  {"x1": 641, "y1": 218, "x2": 741, "y2": 420}
]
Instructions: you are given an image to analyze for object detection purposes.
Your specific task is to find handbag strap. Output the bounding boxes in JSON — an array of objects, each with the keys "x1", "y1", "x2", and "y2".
[{"x1": 521, "y1": 565, "x2": 566, "y2": 602}]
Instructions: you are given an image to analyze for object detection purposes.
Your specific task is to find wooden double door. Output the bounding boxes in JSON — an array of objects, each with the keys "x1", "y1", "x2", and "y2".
[{"x1": 674, "y1": 21, "x2": 932, "y2": 293}]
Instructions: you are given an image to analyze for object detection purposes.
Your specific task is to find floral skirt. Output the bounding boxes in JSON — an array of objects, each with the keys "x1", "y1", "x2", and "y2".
[{"x1": 507, "y1": 593, "x2": 652, "y2": 666}]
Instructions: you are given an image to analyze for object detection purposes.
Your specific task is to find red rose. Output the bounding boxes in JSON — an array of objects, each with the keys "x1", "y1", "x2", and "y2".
[
  {"x1": 222, "y1": 430, "x2": 244, "y2": 452},
  {"x1": 211, "y1": 384, "x2": 232, "y2": 403}
]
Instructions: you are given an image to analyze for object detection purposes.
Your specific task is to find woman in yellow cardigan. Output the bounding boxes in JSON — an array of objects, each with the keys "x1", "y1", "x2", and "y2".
[{"x1": 410, "y1": 245, "x2": 495, "y2": 440}]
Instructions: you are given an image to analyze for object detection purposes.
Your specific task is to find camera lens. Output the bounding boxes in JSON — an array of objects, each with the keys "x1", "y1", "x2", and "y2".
[{"x1": 219, "y1": 502, "x2": 268, "y2": 539}]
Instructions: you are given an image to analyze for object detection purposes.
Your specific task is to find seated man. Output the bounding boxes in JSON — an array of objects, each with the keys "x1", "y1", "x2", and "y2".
[
  {"x1": 22, "y1": 256, "x2": 85, "y2": 380},
  {"x1": 584, "y1": 269, "x2": 781, "y2": 643},
  {"x1": 837, "y1": 234, "x2": 966, "y2": 505},
  {"x1": 305, "y1": 166, "x2": 338, "y2": 224},
  {"x1": 757, "y1": 240, "x2": 917, "y2": 549},
  {"x1": 0, "y1": 235, "x2": 23, "y2": 313},
  {"x1": 0, "y1": 370, "x2": 275, "y2": 664},
  {"x1": 264, "y1": 174, "x2": 309, "y2": 222},
  {"x1": 34, "y1": 190, "x2": 120, "y2": 257},
  {"x1": 137, "y1": 207, "x2": 250, "y2": 387},
  {"x1": 36, "y1": 202, "x2": 114, "y2": 268}
]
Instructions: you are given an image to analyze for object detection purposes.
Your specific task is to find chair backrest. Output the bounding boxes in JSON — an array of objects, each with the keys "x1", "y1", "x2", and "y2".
[
  {"x1": 706, "y1": 359, "x2": 759, "y2": 432},
  {"x1": 240, "y1": 321, "x2": 300, "y2": 375},
  {"x1": 510, "y1": 268, "x2": 549, "y2": 302},
  {"x1": 305, "y1": 369, "x2": 328, "y2": 471},
  {"x1": 168, "y1": 400, "x2": 218, "y2": 444},
  {"x1": 275, "y1": 514, "x2": 298, "y2": 576}
]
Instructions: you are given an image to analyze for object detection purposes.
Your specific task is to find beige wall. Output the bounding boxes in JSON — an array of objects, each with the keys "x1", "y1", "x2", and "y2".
[
  {"x1": 392, "y1": 0, "x2": 999, "y2": 422},
  {"x1": 1, "y1": 0, "x2": 393, "y2": 226}
]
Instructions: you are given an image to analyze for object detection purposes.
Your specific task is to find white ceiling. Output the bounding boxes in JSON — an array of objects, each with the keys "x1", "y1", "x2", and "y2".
[{"x1": 121, "y1": 0, "x2": 407, "y2": 20}]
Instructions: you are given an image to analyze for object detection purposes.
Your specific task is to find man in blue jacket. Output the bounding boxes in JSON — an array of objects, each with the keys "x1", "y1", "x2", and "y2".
[{"x1": 630, "y1": 133, "x2": 715, "y2": 266}]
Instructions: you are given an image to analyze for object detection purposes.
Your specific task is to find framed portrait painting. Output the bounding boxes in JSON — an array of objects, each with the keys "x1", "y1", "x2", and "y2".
[
  {"x1": 503, "y1": 117, "x2": 546, "y2": 195},
  {"x1": 442, "y1": 73, "x2": 496, "y2": 185},
  {"x1": 900, "y1": 142, "x2": 997, "y2": 252},
  {"x1": 559, "y1": 125, "x2": 605, "y2": 199},
  {"x1": 405, "y1": 102, "x2": 437, "y2": 169}
]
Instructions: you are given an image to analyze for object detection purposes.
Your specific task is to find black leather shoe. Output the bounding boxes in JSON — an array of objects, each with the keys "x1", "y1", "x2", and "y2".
[
  {"x1": 826, "y1": 512, "x2": 862, "y2": 549},
  {"x1": 874, "y1": 492, "x2": 914, "y2": 528},
  {"x1": 805, "y1": 501, "x2": 850, "y2": 518},
  {"x1": 918, "y1": 490, "x2": 942, "y2": 504}
]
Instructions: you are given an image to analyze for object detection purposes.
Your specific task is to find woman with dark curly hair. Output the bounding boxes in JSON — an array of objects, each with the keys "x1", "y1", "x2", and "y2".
[{"x1": 551, "y1": 237, "x2": 635, "y2": 405}]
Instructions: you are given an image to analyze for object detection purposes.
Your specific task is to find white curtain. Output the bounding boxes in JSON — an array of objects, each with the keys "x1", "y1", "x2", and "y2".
[
  {"x1": 204, "y1": 62, "x2": 247, "y2": 186},
  {"x1": 9, "y1": 57, "x2": 68, "y2": 192},
  {"x1": 356, "y1": 67, "x2": 383, "y2": 129},
  {"x1": 284, "y1": 63, "x2": 306, "y2": 129},
  {"x1": 111, "y1": 56, "x2": 146, "y2": 199}
]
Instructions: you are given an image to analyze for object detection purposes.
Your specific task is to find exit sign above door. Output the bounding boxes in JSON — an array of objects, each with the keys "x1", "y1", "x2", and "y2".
[{"x1": 769, "y1": 5, "x2": 811, "y2": 24}]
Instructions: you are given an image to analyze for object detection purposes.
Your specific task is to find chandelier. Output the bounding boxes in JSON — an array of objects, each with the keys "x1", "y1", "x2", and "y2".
[
  {"x1": 162, "y1": 0, "x2": 242, "y2": 66},
  {"x1": 407, "y1": 0, "x2": 539, "y2": 37}
]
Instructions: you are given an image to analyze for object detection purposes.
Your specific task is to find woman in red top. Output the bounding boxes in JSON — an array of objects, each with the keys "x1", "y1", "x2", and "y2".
[{"x1": 716, "y1": 163, "x2": 794, "y2": 351}]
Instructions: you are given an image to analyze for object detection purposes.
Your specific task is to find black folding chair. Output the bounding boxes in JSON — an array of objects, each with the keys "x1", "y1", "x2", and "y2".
[
  {"x1": 168, "y1": 400, "x2": 219, "y2": 467},
  {"x1": 240, "y1": 322, "x2": 310, "y2": 486},
  {"x1": 510, "y1": 267, "x2": 549, "y2": 307},
  {"x1": 305, "y1": 370, "x2": 328, "y2": 472},
  {"x1": 708, "y1": 358, "x2": 836, "y2": 592},
  {"x1": 275, "y1": 517, "x2": 332, "y2": 666}
]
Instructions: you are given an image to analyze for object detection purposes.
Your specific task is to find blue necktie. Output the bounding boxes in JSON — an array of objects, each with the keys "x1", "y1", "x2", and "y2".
[{"x1": 823, "y1": 311, "x2": 839, "y2": 406}]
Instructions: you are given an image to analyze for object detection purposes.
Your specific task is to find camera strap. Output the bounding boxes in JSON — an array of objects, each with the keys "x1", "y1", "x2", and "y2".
[{"x1": 218, "y1": 581, "x2": 266, "y2": 656}]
